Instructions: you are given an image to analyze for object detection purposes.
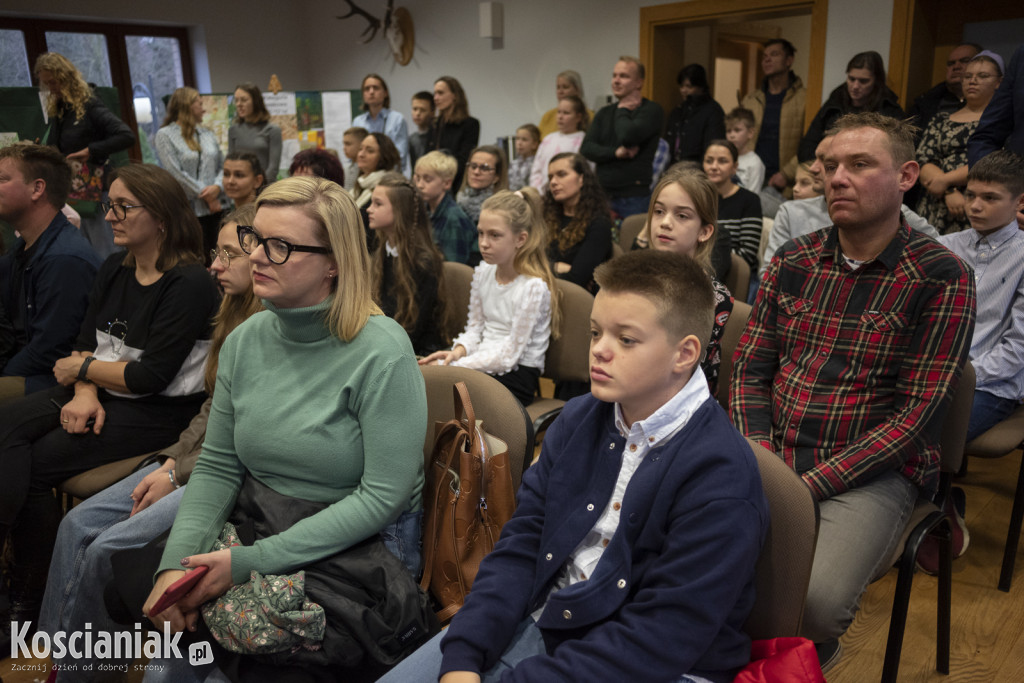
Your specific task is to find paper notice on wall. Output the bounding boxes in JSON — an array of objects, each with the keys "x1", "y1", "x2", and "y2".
[{"x1": 322, "y1": 91, "x2": 353, "y2": 157}]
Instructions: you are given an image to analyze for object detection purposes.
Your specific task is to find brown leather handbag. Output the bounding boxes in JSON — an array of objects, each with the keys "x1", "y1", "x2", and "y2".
[{"x1": 419, "y1": 381, "x2": 516, "y2": 622}]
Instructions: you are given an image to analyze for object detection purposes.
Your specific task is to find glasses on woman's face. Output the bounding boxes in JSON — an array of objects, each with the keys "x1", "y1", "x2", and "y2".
[
  {"x1": 237, "y1": 225, "x2": 331, "y2": 265},
  {"x1": 210, "y1": 247, "x2": 237, "y2": 268},
  {"x1": 467, "y1": 162, "x2": 496, "y2": 174},
  {"x1": 100, "y1": 201, "x2": 145, "y2": 221},
  {"x1": 963, "y1": 72, "x2": 997, "y2": 83}
]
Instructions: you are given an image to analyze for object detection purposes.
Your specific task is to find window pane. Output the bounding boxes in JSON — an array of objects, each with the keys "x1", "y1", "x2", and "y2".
[
  {"x1": 0, "y1": 30, "x2": 32, "y2": 87},
  {"x1": 44, "y1": 32, "x2": 112, "y2": 86},
  {"x1": 125, "y1": 35, "x2": 185, "y2": 164}
]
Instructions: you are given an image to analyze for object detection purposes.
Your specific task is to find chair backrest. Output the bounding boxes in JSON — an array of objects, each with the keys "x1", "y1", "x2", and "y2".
[
  {"x1": 443, "y1": 261, "x2": 474, "y2": 338},
  {"x1": 619, "y1": 213, "x2": 647, "y2": 250},
  {"x1": 543, "y1": 279, "x2": 594, "y2": 383},
  {"x1": 743, "y1": 438, "x2": 820, "y2": 639},
  {"x1": 758, "y1": 217, "x2": 775, "y2": 266},
  {"x1": 717, "y1": 300, "x2": 752, "y2": 411},
  {"x1": 725, "y1": 252, "x2": 751, "y2": 301},
  {"x1": 420, "y1": 364, "x2": 534, "y2": 492},
  {"x1": 610, "y1": 242, "x2": 624, "y2": 260},
  {"x1": 939, "y1": 360, "x2": 975, "y2": 474}
]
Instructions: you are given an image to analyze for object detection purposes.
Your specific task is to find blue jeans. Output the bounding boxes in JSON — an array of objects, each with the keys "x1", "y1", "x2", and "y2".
[
  {"x1": 379, "y1": 616, "x2": 714, "y2": 682},
  {"x1": 39, "y1": 463, "x2": 185, "y2": 682},
  {"x1": 967, "y1": 389, "x2": 1019, "y2": 442},
  {"x1": 143, "y1": 507, "x2": 423, "y2": 682},
  {"x1": 802, "y1": 470, "x2": 918, "y2": 642},
  {"x1": 609, "y1": 194, "x2": 651, "y2": 221}
]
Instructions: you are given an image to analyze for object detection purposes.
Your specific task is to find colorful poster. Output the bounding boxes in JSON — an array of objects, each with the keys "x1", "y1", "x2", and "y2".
[
  {"x1": 200, "y1": 94, "x2": 232, "y2": 154},
  {"x1": 295, "y1": 91, "x2": 324, "y2": 132}
]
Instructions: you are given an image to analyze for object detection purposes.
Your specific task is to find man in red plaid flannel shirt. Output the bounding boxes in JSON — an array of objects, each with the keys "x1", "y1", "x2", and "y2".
[{"x1": 731, "y1": 111, "x2": 976, "y2": 670}]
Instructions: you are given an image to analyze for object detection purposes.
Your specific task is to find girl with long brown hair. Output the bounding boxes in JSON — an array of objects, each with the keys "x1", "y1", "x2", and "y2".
[{"x1": 367, "y1": 172, "x2": 452, "y2": 354}]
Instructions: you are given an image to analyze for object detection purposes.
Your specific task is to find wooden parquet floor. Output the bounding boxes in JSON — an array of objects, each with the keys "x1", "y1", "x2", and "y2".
[{"x1": 3, "y1": 451, "x2": 1023, "y2": 682}]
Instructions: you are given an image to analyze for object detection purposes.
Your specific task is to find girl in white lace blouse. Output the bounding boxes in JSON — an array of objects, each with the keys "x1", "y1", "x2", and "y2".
[{"x1": 420, "y1": 188, "x2": 561, "y2": 405}]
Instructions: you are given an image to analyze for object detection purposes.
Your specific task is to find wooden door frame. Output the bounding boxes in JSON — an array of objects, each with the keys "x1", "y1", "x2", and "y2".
[{"x1": 639, "y1": 0, "x2": 829, "y2": 126}]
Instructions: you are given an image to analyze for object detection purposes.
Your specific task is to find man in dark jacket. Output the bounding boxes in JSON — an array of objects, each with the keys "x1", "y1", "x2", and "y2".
[
  {"x1": 581, "y1": 56, "x2": 664, "y2": 219},
  {"x1": 0, "y1": 143, "x2": 101, "y2": 400}
]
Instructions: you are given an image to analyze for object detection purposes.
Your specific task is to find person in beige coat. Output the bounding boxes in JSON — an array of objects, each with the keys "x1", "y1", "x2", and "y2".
[{"x1": 741, "y1": 39, "x2": 807, "y2": 194}]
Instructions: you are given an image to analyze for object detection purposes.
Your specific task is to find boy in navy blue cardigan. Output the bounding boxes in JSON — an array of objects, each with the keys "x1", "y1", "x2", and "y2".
[{"x1": 384, "y1": 250, "x2": 769, "y2": 683}]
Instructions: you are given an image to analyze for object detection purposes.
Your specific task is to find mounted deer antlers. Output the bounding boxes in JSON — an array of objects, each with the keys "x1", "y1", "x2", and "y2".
[
  {"x1": 337, "y1": 0, "x2": 415, "y2": 66},
  {"x1": 337, "y1": 0, "x2": 389, "y2": 43}
]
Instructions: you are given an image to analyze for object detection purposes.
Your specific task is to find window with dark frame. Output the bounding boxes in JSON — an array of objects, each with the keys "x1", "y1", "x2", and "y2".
[{"x1": 0, "y1": 16, "x2": 194, "y2": 162}]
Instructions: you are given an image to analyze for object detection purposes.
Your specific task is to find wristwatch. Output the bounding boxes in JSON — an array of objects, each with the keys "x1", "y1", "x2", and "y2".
[{"x1": 77, "y1": 356, "x2": 96, "y2": 381}]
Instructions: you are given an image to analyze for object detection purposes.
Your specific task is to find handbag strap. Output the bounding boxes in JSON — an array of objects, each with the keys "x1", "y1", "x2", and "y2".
[{"x1": 453, "y1": 381, "x2": 476, "y2": 432}]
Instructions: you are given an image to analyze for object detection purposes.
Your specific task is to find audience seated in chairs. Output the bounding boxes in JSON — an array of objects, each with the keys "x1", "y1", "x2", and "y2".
[
  {"x1": 38, "y1": 204, "x2": 263, "y2": 680},
  {"x1": 0, "y1": 163, "x2": 219, "y2": 651},
  {"x1": 384, "y1": 250, "x2": 769, "y2": 683}
]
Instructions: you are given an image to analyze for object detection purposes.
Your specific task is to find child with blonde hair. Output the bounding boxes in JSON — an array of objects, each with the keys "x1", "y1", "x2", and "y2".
[{"x1": 420, "y1": 188, "x2": 560, "y2": 405}]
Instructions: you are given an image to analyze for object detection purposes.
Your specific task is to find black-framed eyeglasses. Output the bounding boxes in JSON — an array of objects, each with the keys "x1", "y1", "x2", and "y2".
[
  {"x1": 100, "y1": 201, "x2": 146, "y2": 221},
  {"x1": 210, "y1": 247, "x2": 238, "y2": 268},
  {"x1": 236, "y1": 225, "x2": 331, "y2": 265}
]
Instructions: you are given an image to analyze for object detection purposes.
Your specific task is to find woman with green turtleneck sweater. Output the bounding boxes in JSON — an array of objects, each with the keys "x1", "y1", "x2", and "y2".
[{"x1": 143, "y1": 176, "x2": 428, "y2": 681}]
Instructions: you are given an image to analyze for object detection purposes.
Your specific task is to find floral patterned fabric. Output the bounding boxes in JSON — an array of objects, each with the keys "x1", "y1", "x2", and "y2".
[
  {"x1": 201, "y1": 523, "x2": 326, "y2": 654},
  {"x1": 915, "y1": 113, "x2": 978, "y2": 234}
]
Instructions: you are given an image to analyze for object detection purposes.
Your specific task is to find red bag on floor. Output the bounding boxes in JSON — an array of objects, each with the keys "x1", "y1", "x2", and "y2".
[{"x1": 733, "y1": 637, "x2": 826, "y2": 683}]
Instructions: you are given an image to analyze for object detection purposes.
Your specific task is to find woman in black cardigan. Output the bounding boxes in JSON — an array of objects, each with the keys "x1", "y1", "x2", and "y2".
[
  {"x1": 428, "y1": 76, "x2": 480, "y2": 190},
  {"x1": 664, "y1": 64, "x2": 726, "y2": 165}
]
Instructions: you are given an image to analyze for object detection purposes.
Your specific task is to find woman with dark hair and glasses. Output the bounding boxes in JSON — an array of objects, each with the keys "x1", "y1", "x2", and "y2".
[
  {"x1": 664, "y1": 64, "x2": 727, "y2": 165},
  {"x1": 143, "y1": 176, "x2": 430, "y2": 681},
  {"x1": 0, "y1": 164, "x2": 219, "y2": 643},
  {"x1": 38, "y1": 204, "x2": 262, "y2": 680}
]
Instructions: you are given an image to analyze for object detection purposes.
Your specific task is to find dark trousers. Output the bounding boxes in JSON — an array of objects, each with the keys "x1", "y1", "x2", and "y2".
[
  {"x1": 493, "y1": 365, "x2": 541, "y2": 407},
  {"x1": 0, "y1": 384, "x2": 201, "y2": 586}
]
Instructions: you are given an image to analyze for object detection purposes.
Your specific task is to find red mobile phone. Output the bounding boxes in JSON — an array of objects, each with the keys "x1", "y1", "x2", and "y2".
[{"x1": 149, "y1": 565, "x2": 209, "y2": 616}]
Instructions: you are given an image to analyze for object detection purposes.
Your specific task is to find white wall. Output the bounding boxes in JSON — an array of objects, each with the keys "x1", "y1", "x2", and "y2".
[
  {"x1": 303, "y1": 0, "x2": 646, "y2": 145},
  {"x1": 5, "y1": 0, "x2": 900, "y2": 133},
  {"x1": 820, "y1": 0, "x2": 894, "y2": 104}
]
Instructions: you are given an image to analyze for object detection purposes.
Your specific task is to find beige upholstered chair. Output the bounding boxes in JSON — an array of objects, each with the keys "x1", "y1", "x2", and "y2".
[
  {"x1": 420, "y1": 364, "x2": 533, "y2": 492},
  {"x1": 443, "y1": 261, "x2": 475, "y2": 340},
  {"x1": 964, "y1": 399, "x2": 1024, "y2": 592},
  {"x1": 618, "y1": 213, "x2": 646, "y2": 250},
  {"x1": 717, "y1": 301, "x2": 751, "y2": 411},
  {"x1": 742, "y1": 438, "x2": 820, "y2": 640},
  {"x1": 527, "y1": 279, "x2": 594, "y2": 442},
  {"x1": 726, "y1": 252, "x2": 750, "y2": 303}
]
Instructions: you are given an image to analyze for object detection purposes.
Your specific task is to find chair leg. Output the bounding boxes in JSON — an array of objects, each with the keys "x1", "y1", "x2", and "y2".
[
  {"x1": 998, "y1": 452, "x2": 1024, "y2": 592},
  {"x1": 937, "y1": 522, "x2": 951, "y2": 674},
  {"x1": 882, "y1": 544, "x2": 917, "y2": 683}
]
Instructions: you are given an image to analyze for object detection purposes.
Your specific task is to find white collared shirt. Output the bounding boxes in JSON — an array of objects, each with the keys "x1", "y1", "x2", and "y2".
[{"x1": 533, "y1": 367, "x2": 711, "y2": 625}]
